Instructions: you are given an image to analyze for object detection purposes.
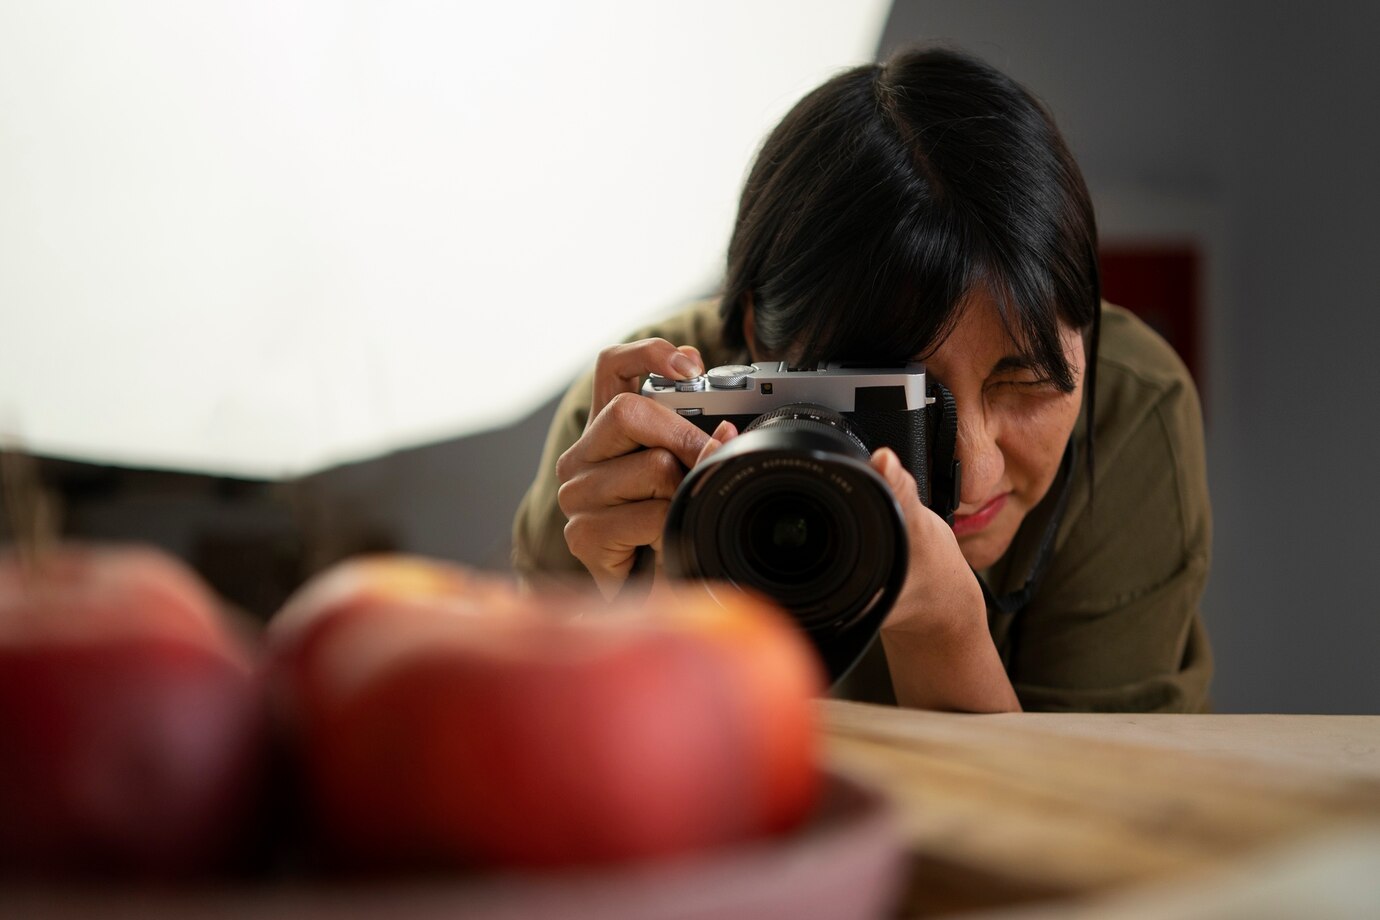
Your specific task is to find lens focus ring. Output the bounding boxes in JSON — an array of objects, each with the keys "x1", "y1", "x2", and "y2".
[{"x1": 746, "y1": 404, "x2": 869, "y2": 455}]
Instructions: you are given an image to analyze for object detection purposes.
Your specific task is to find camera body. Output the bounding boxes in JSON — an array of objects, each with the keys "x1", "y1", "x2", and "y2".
[
  {"x1": 642, "y1": 361, "x2": 957, "y2": 514},
  {"x1": 643, "y1": 361, "x2": 960, "y2": 683}
]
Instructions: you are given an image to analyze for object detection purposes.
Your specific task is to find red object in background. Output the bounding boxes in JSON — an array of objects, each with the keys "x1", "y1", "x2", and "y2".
[
  {"x1": 1098, "y1": 245, "x2": 1203, "y2": 391},
  {"x1": 265, "y1": 556, "x2": 825, "y2": 871},
  {"x1": 0, "y1": 545, "x2": 264, "y2": 879}
]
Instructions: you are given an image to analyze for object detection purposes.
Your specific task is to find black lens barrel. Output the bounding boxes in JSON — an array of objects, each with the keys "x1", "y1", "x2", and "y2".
[{"x1": 663, "y1": 404, "x2": 908, "y2": 683}]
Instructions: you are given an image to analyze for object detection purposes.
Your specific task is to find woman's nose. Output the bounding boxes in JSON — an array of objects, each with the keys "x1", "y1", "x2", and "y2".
[{"x1": 955, "y1": 410, "x2": 1003, "y2": 508}]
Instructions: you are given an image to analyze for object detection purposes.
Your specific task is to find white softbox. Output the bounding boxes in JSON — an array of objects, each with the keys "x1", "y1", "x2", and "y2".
[{"x1": 0, "y1": 0, "x2": 889, "y2": 478}]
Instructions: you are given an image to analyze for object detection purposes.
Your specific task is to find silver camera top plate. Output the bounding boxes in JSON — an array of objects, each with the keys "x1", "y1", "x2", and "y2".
[{"x1": 643, "y1": 362, "x2": 932, "y2": 413}]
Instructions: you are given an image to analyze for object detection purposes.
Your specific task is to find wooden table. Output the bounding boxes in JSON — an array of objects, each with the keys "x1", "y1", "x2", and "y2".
[{"x1": 821, "y1": 700, "x2": 1380, "y2": 917}]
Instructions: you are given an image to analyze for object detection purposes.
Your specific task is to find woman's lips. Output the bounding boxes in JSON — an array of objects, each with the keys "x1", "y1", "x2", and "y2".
[{"x1": 951, "y1": 493, "x2": 1009, "y2": 538}]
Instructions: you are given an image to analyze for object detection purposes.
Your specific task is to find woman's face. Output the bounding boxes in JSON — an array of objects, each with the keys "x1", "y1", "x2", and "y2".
[
  {"x1": 743, "y1": 288, "x2": 1086, "y2": 571},
  {"x1": 920, "y1": 289, "x2": 1086, "y2": 570}
]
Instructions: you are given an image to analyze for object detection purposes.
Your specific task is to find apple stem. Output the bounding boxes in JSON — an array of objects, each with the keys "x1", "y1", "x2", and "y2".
[{"x1": 0, "y1": 449, "x2": 60, "y2": 571}]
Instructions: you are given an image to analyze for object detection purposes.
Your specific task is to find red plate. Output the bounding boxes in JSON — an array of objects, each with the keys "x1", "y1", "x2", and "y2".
[{"x1": 2, "y1": 770, "x2": 904, "y2": 920}]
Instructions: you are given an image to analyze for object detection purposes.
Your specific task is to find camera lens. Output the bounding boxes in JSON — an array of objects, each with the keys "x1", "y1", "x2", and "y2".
[
  {"x1": 744, "y1": 494, "x2": 834, "y2": 581},
  {"x1": 663, "y1": 404, "x2": 908, "y2": 682}
]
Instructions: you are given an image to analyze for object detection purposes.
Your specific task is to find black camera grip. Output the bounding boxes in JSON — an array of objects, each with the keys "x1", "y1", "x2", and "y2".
[{"x1": 851, "y1": 406, "x2": 930, "y2": 507}]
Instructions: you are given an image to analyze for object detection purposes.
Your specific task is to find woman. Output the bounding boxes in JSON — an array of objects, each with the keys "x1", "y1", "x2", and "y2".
[{"x1": 512, "y1": 47, "x2": 1212, "y2": 713}]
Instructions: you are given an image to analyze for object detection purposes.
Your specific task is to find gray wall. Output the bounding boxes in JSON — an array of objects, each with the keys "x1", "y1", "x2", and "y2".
[{"x1": 878, "y1": 1, "x2": 1380, "y2": 712}]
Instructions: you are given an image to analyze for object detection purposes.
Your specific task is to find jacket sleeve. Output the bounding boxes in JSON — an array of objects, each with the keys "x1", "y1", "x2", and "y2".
[
  {"x1": 1004, "y1": 362, "x2": 1214, "y2": 713},
  {"x1": 510, "y1": 365, "x2": 599, "y2": 586},
  {"x1": 510, "y1": 299, "x2": 726, "y2": 586}
]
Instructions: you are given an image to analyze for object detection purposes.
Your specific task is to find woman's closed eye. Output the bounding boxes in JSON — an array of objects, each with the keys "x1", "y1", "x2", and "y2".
[
  {"x1": 990, "y1": 374, "x2": 1062, "y2": 392},
  {"x1": 986, "y1": 354, "x2": 1080, "y2": 396}
]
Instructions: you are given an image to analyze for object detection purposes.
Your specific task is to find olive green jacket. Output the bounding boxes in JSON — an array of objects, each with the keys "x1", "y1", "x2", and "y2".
[{"x1": 511, "y1": 300, "x2": 1213, "y2": 713}]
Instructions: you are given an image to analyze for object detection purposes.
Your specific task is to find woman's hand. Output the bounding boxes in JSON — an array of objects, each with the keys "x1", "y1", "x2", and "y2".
[
  {"x1": 555, "y1": 339, "x2": 736, "y2": 599},
  {"x1": 870, "y1": 448, "x2": 1021, "y2": 712}
]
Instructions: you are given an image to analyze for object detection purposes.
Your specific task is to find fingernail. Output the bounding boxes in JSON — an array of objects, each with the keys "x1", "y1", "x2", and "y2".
[
  {"x1": 712, "y1": 420, "x2": 732, "y2": 440},
  {"x1": 670, "y1": 354, "x2": 701, "y2": 379}
]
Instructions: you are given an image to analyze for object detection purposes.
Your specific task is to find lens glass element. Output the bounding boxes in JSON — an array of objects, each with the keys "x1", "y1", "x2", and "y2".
[{"x1": 743, "y1": 494, "x2": 836, "y2": 582}]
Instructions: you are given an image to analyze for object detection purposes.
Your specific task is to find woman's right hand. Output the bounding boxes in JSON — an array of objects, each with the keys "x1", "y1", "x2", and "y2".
[{"x1": 555, "y1": 338, "x2": 737, "y2": 599}]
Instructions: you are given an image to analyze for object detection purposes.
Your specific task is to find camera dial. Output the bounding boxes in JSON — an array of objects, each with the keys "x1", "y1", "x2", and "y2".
[
  {"x1": 706, "y1": 364, "x2": 757, "y2": 389},
  {"x1": 646, "y1": 372, "x2": 707, "y2": 391}
]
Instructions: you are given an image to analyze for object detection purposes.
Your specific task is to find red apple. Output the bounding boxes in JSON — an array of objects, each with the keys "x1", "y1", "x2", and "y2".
[
  {"x1": 0, "y1": 543, "x2": 265, "y2": 879},
  {"x1": 265, "y1": 556, "x2": 825, "y2": 869}
]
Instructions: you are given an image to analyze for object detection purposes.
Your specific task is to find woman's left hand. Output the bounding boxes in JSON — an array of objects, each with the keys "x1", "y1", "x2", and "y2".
[{"x1": 869, "y1": 447, "x2": 1021, "y2": 712}]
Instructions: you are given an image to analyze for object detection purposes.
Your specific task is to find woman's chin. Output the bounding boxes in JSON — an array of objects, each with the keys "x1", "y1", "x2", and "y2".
[{"x1": 957, "y1": 528, "x2": 1015, "y2": 572}]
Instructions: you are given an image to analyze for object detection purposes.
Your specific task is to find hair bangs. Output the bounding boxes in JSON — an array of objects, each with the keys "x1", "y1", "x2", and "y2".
[
  {"x1": 783, "y1": 207, "x2": 976, "y2": 367},
  {"x1": 971, "y1": 264, "x2": 1080, "y2": 393}
]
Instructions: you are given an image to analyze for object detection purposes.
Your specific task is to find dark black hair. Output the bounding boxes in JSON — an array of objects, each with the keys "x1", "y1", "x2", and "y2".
[{"x1": 721, "y1": 45, "x2": 1100, "y2": 409}]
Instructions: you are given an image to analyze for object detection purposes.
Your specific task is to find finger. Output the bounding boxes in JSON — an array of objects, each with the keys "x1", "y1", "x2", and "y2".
[
  {"x1": 693, "y1": 420, "x2": 737, "y2": 468},
  {"x1": 558, "y1": 448, "x2": 686, "y2": 515},
  {"x1": 573, "y1": 392, "x2": 711, "y2": 468},
  {"x1": 694, "y1": 439, "x2": 723, "y2": 467},
  {"x1": 563, "y1": 500, "x2": 671, "y2": 598},
  {"x1": 591, "y1": 338, "x2": 704, "y2": 421},
  {"x1": 677, "y1": 344, "x2": 703, "y2": 372}
]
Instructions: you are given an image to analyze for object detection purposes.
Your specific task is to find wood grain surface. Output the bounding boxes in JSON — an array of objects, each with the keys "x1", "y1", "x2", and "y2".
[{"x1": 820, "y1": 701, "x2": 1380, "y2": 916}]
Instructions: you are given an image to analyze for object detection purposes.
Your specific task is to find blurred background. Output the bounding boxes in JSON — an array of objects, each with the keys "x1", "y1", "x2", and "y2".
[{"x1": 2, "y1": 1, "x2": 1376, "y2": 713}]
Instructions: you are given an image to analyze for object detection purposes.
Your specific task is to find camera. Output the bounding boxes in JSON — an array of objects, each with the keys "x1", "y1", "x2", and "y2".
[{"x1": 643, "y1": 361, "x2": 960, "y2": 682}]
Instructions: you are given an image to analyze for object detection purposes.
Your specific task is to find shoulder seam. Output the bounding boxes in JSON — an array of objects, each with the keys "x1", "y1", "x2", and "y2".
[
  {"x1": 1097, "y1": 351, "x2": 1189, "y2": 401},
  {"x1": 1150, "y1": 387, "x2": 1191, "y2": 554}
]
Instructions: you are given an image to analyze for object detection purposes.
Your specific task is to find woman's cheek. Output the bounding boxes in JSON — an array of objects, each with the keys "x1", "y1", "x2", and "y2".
[
  {"x1": 1003, "y1": 388, "x2": 1080, "y2": 448},
  {"x1": 992, "y1": 393, "x2": 1081, "y2": 512}
]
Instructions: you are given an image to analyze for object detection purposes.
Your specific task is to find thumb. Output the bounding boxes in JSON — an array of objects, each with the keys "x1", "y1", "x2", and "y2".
[{"x1": 872, "y1": 448, "x2": 924, "y2": 517}]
